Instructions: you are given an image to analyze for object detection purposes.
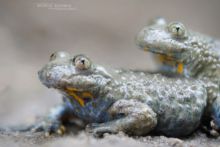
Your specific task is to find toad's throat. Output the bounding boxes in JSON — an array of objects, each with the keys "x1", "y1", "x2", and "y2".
[
  {"x1": 65, "y1": 87, "x2": 94, "y2": 107},
  {"x1": 156, "y1": 54, "x2": 184, "y2": 74}
]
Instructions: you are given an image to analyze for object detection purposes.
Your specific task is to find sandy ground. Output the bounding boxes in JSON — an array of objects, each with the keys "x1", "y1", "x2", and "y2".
[
  {"x1": 0, "y1": 128, "x2": 220, "y2": 147},
  {"x1": 0, "y1": 0, "x2": 220, "y2": 146}
]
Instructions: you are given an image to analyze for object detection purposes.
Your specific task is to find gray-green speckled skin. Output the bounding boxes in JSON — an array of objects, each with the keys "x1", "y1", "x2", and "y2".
[
  {"x1": 136, "y1": 17, "x2": 220, "y2": 135},
  {"x1": 35, "y1": 51, "x2": 207, "y2": 137}
]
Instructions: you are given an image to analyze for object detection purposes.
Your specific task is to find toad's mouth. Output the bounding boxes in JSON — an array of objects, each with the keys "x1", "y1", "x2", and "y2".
[
  {"x1": 143, "y1": 47, "x2": 184, "y2": 74},
  {"x1": 156, "y1": 54, "x2": 184, "y2": 75},
  {"x1": 64, "y1": 87, "x2": 94, "y2": 107}
]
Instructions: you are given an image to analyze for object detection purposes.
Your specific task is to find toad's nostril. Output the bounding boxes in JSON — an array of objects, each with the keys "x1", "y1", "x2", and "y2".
[
  {"x1": 81, "y1": 60, "x2": 85, "y2": 64},
  {"x1": 46, "y1": 73, "x2": 52, "y2": 79},
  {"x1": 38, "y1": 71, "x2": 41, "y2": 76},
  {"x1": 38, "y1": 70, "x2": 43, "y2": 79}
]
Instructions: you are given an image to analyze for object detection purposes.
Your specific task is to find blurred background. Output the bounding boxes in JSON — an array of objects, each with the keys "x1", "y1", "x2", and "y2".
[{"x1": 0, "y1": 0, "x2": 220, "y2": 127}]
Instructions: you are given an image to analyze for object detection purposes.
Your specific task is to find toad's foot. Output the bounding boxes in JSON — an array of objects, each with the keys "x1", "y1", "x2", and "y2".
[
  {"x1": 30, "y1": 104, "x2": 76, "y2": 136},
  {"x1": 208, "y1": 97, "x2": 220, "y2": 137},
  {"x1": 201, "y1": 120, "x2": 220, "y2": 137},
  {"x1": 210, "y1": 120, "x2": 220, "y2": 137},
  {"x1": 86, "y1": 123, "x2": 118, "y2": 137},
  {"x1": 86, "y1": 99, "x2": 157, "y2": 137},
  {"x1": 31, "y1": 119, "x2": 66, "y2": 136}
]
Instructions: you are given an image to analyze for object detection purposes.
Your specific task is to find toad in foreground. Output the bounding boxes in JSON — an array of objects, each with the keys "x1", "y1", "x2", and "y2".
[
  {"x1": 136, "y1": 17, "x2": 220, "y2": 135},
  {"x1": 34, "y1": 51, "x2": 207, "y2": 137}
]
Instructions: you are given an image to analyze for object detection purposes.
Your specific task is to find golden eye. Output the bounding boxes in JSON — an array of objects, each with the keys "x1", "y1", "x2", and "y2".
[
  {"x1": 49, "y1": 51, "x2": 70, "y2": 61},
  {"x1": 73, "y1": 55, "x2": 91, "y2": 70},
  {"x1": 167, "y1": 22, "x2": 187, "y2": 39}
]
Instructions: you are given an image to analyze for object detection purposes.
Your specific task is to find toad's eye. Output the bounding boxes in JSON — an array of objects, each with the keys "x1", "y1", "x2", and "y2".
[
  {"x1": 50, "y1": 51, "x2": 70, "y2": 61},
  {"x1": 73, "y1": 55, "x2": 91, "y2": 70},
  {"x1": 167, "y1": 22, "x2": 187, "y2": 39}
]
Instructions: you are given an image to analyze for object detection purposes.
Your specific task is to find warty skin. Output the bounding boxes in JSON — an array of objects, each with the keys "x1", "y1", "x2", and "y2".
[
  {"x1": 34, "y1": 51, "x2": 207, "y2": 137},
  {"x1": 136, "y1": 17, "x2": 220, "y2": 136}
]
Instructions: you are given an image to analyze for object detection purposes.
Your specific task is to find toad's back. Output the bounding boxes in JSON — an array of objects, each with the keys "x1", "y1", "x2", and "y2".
[{"x1": 115, "y1": 71, "x2": 207, "y2": 136}]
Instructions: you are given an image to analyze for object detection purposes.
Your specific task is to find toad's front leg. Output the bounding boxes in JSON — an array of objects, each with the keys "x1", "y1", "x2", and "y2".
[
  {"x1": 31, "y1": 101, "x2": 80, "y2": 136},
  {"x1": 87, "y1": 99, "x2": 157, "y2": 137}
]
